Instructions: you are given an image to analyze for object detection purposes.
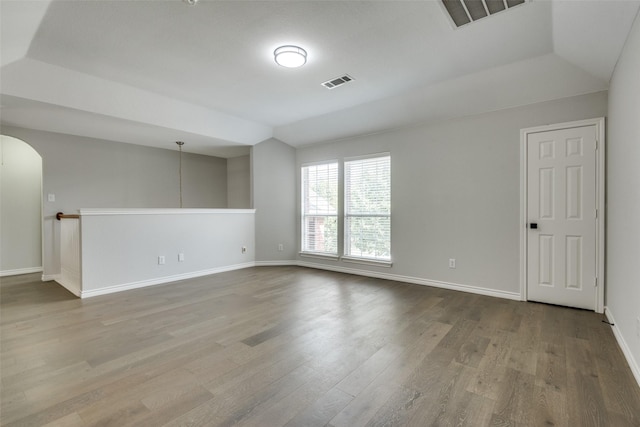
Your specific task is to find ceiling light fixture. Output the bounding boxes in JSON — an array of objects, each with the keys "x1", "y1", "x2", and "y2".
[
  {"x1": 183, "y1": 0, "x2": 198, "y2": 5},
  {"x1": 274, "y1": 45, "x2": 307, "y2": 68}
]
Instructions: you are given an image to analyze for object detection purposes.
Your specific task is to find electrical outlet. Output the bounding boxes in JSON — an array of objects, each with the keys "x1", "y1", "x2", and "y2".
[
  {"x1": 242, "y1": 246, "x2": 247, "y2": 254},
  {"x1": 158, "y1": 255, "x2": 165, "y2": 265},
  {"x1": 449, "y1": 258, "x2": 456, "y2": 269},
  {"x1": 178, "y1": 253, "x2": 185, "y2": 262},
  {"x1": 278, "y1": 244, "x2": 284, "y2": 252}
]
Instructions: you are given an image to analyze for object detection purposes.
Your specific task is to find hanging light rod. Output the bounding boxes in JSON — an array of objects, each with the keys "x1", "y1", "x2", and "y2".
[{"x1": 176, "y1": 141, "x2": 185, "y2": 208}]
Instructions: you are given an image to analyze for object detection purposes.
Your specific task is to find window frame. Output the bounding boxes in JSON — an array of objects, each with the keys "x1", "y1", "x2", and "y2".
[
  {"x1": 300, "y1": 160, "x2": 339, "y2": 257},
  {"x1": 343, "y1": 153, "x2": 391, "y2": 263},
  {"x1": 299, "y1": 154, "x2": 392, "y2": 267}
]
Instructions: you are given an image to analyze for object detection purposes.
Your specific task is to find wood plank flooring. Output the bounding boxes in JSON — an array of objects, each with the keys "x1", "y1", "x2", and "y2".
[{"x1": 1, "y1": 267, "x2": 639, "y2": 426}]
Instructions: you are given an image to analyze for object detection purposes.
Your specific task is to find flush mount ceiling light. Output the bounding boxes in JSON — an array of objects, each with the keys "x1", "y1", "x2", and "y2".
[
  {"x1": 274, "y1": 45, "x2": 307, "y2": 68},
  {"x1": 183, "y1": 0, "x2": 198, "y2": 5}
]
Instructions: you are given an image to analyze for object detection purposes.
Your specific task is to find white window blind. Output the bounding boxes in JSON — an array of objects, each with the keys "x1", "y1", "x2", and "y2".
[
  {"x1": 301, "y1": 162, "x2": 338, "y2": 255},
  {"x1": 344, "y1": 155, "x2": 391, "y2": 261}
]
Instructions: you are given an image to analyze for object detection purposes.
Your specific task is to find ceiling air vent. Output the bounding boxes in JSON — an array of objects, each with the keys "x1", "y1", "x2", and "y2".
[
  {"x1": 441, "y1": 0, "x2": 526, "y2": 28},
  {"x1": 322, "y1": 75, "x2": 354, "y2": 90}
]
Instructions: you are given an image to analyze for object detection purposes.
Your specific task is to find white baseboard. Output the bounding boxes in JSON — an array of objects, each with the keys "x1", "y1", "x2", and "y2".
[
  {"x1": 0, "y1": 267, "x2": 43, "y2": 277},
  {"x1": 46, "y1": 259, "x2": 519, "y2": 304},
  {"x1": 80, "y1": 262, "x2": 255, "y2": 298},
  {"x1": 296, "y1": 261, "x2": 521, "y2": 301},
  {"x1": 76, "y1": 258, "x2": 520, "y2": 302},
  {"x1": 254, "y1": 260, "x2": 298, "y2": 267},
  {"x1": 41, "y1": 274, "x2": 60, "y2": 282},
  {"x1": 604, "y1": 307, "x2": 640, "y2": 388},
  {"x1": 54, "y1": 278, "x2": 81, "y2": 297}
]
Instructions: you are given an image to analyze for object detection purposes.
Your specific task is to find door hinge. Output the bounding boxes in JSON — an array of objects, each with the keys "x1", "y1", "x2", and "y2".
[
  {"x1": 595, "y1": 139, "x2": 598, "y2": 150},
  {"x1": 595, "y1": 208, "x2": 598, "y2": 219},
  {"x1": 594, "y1": 277, "x2": 598, "y2": 287}
]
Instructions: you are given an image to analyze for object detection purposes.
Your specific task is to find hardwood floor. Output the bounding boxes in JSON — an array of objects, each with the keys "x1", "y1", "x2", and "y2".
[{"x1": 1, "y1": 267, "x2": 639, "y2": 426}]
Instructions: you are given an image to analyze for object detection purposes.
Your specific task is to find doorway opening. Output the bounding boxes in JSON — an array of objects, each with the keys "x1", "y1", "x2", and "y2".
[
  {"x1": 519, "y1": 118, "x2": 605, "y2": 313},
  {"x1": 0, "y1": 135, "x2": 43, "y2": 278}
]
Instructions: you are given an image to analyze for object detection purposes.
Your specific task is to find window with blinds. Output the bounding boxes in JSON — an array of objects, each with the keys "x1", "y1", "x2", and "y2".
[
  {"x1": 344, "y1": 155, "x2": 391, "y2": 261},
  {"x1": 301, "y1": 162, "x2": 338, "y2": 255}
]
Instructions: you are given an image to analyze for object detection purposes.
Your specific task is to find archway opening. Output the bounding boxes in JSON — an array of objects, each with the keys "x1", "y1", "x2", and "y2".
[{"x1": 1, "y1": 135, "x2": 43, "y2": 278}]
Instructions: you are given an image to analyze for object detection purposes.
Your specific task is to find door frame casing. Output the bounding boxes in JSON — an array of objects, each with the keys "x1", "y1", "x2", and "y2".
[{"x1": 519, "y1": 117, "x2": 605, "y2": 313}]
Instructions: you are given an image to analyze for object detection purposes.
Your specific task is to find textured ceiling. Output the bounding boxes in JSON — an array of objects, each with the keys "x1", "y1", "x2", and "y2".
[{"x1": 1, "y1": 0, "x2": 639, "y2": 157}]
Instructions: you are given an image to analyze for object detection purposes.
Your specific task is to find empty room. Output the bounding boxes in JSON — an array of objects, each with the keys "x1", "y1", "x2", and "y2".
[{"x1": 1, "y1": 0, "x2": 640, "y2": 426}]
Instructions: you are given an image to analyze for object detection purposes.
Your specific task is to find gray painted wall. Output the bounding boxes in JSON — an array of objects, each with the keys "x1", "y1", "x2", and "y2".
[
  {"x1": 0, "y1": 135, "x2": 42, "y2": 274},
  {"x1": 607, "y1": 12, "x2": 640, "y2": 378},
  {"x1": 80, "y1": 210, "x2": 255, "y2": 294},
  {"x1": 295, "y1": 91, "x2": 608, "y2": 295},
  {"x1": 252, "y1": 138, "x2": 296, "y2": 262},
  {"x1": 1, "y1": 126, "x2": 228, "y2": 278},
  {"x1": 227, "y1": 155, "x2": 251, "y2": 209}
]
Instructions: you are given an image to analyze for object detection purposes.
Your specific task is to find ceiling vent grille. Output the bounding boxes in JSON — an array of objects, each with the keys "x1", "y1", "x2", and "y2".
[
  {"x1": 322, "y1": 75, "x2": 354, "y2": 90},
  {"x1": 441, "y1": 0, "x2": 526, "y2": 28}
]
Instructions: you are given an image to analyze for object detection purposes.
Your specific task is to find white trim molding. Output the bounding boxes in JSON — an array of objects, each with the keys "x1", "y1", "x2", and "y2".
[
  {"x1": 0, "y1": 266, "x2": 43, "y2": 277},
  {"x1": 520, "y1": 117, "x2": 606, "y2": 313},
  {"x1": 55, "y1": 277, "x2": 81, "y2": 297},
  {"x1": 50, "y1": 256, "x2": 525, "y2": 303},
  {"x1": 297, "y1": 261, "x2": 521, "y2": 301},
  {"x1": 80, "y1": 262, "x2": 255, "y2": 298},
  {"x1": 79, "y1": 208, "x2": 256, "y2": 216},
  {"x1": 299, "y1": 252, "x2": 340, "y2": 261},
  {"x1": 605, "y1": 307, "x2": 640, "y2": 388}
]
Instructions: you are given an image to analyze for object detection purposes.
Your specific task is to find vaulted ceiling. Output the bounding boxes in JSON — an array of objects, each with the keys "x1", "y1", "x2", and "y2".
[{"x1": 1, "y1": 0, "x2": 639, "y2": 157}]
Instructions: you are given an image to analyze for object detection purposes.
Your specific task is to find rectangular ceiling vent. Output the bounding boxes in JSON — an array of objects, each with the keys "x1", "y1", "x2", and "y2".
[
  {"x1": 322, "y1": 75, "x2": 354, "y2": 90},
  {"x1": 441, "y1": 0, "x2": 527, "y2": 28}
]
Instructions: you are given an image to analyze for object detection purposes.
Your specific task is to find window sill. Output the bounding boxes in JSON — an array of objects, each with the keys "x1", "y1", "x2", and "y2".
[
  {"x1": 299, "y1": 252, "x2": 393, "y2": 268},
  {"x1": 341, "y1": 256, "x2": 393, "y2": 268},
  {"x1": 299, "y1": 252, "x2": 340, "y2": 261}
]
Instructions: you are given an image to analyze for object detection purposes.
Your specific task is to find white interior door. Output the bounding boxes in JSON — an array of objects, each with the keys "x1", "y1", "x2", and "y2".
[{"x1": 527, "y1": 125, "x2": 597, "y2": 310}]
